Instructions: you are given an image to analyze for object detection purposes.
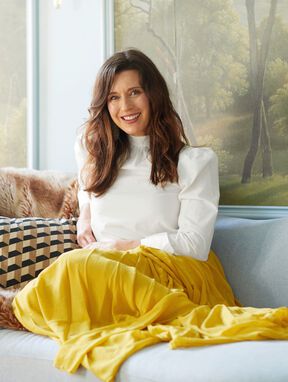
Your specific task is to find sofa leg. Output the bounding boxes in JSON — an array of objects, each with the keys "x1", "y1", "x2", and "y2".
[{"x1": 0, "y1": 288, "x2": 27, "y2": 331}]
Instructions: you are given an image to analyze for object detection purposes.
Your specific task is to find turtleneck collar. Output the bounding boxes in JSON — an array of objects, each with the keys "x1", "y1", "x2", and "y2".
[{"x1": 128, "y1": 135, "x2": 150, "y2": 147}]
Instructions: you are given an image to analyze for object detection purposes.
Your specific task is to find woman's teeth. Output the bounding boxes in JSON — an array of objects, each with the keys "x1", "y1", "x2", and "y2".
[{"x1": 122, "y1": 113, "x2": 140, "y2": 121}]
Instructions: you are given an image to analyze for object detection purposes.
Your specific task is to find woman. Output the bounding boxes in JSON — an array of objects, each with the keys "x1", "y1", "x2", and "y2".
[
  {"x1": 4, "y1": 49, "x2": 288, "y2": 382},
  {"x1": 75, "y1": 48, "x2": 219, "y2": 260}
]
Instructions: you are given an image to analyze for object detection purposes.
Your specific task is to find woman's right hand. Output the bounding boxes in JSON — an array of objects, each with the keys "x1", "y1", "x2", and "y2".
[{"x1": 76, "y1": 203, "x2": 96, "y2": 248}]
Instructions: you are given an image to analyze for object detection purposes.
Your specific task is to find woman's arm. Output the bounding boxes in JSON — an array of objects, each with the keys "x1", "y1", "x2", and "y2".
[
  {"x1": 75, "y1": 135, "x2": 96, "y2": 247},
  {"x1": 85, "y1": 239, "x2": 140, "y2": 251},
  {"x1": 77, "y1": 202, "x2": 96, "y2": 248},
  {"x1": 141, "y1": 148, "x2": 219, "y2": 260}
]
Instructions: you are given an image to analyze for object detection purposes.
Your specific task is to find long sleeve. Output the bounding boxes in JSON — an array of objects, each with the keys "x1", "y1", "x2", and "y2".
[
  {"x1": 74, "y1": 135, "x2": 90, "y2": 209},
  {"x1": 141, "y1": 148, "x2": 219, "y2": 260}
]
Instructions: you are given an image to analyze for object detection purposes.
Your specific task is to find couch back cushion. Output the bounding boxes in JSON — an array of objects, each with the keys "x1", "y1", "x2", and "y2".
[
  {"x1": 212, "y1": 216, "x2": 288, "y2": 308},
  {"x1": 0, "y1": 217, "x2": 78, "y2": 289}
]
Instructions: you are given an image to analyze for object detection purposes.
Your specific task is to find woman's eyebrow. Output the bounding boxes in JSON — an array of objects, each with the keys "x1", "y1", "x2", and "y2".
[{"x1": 109, "y1": 86, "x2": 143, "y2": 95}]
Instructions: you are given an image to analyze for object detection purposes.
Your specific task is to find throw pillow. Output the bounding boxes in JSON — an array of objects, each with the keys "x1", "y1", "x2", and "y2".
[
  {"x1": 0, "y1": 217, "x2": 78, "y2": 289},
  {"x1": 0, "y1": 168, "x2": 79, "y2": 218}
]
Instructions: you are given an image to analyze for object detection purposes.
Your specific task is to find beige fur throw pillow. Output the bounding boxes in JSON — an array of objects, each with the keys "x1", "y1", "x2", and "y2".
[{"x1": 0, "y1": 168, "x2": 79, "y2": 218}]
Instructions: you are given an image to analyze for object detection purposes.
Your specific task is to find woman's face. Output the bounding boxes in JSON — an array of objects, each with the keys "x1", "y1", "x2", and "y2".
[{"x1": 107, "y1": 70, "x2": 150, "y2": 136}]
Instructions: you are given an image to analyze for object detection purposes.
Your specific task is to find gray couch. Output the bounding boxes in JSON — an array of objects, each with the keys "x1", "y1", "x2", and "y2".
[{"x1": 1, "y1": 216, "x2": 288, "y2": 382}]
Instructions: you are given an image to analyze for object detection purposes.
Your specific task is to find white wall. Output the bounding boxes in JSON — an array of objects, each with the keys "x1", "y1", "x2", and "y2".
[{"x1": 39, "y1": 0, "x2": 105, "y2": 172}]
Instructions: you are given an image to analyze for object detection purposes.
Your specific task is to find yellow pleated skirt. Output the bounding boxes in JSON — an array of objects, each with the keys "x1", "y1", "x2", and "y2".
[{"x1": 12, "y1": 246, "x2": 288, "y2": 382}]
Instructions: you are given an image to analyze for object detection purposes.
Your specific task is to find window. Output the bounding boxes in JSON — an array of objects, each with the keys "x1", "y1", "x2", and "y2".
[{"x1": 0, "y1": 0, "x2": 27, "y2": 167}]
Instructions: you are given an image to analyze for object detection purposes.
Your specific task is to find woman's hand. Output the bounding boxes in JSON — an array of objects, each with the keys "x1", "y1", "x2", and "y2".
[
  {"x1": 77, "y1": 218, "x2": 96, "y2": 248},
  {"x1": 77, "y1": 203, "x2": 96, "y2": 248},
  {"x1": 85, "y1": 240, "x2": 140, "y2": 251}
]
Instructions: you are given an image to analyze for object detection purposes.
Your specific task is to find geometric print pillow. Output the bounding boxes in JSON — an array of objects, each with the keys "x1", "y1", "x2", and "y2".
[{"x1": 0, "y1": 217, "x2": 79, "y2": 289}]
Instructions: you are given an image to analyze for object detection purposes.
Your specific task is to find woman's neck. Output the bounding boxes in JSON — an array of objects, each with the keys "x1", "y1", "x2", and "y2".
[{"x1": 128, "y1": 135, "x2": 149, "y2": 147}]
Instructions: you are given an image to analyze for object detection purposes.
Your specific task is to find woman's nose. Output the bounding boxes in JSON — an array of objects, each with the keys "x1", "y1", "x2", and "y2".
[{"x1": 120, "y1": 96, "x2": 132, "y2": 111}]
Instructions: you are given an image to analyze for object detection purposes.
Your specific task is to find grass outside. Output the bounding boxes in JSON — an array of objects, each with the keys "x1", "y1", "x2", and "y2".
[{"x1": 220, "y1": 174, "x2": 288, "y2": 206}]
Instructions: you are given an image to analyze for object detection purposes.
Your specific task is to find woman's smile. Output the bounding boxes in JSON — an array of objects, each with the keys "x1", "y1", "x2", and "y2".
[{"x1": 121, "y1": 112, "x2": 141, "y2": 123}]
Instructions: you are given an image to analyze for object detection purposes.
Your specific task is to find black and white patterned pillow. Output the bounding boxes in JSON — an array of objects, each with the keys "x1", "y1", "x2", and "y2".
[{"x1": 0, "y1": 217, "x2": 78, "y2": 289}]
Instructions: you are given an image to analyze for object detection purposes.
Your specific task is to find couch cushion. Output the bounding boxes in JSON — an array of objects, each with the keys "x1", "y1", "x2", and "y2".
[
  {"x1": 212, "y1": 216, "x2": 288, "y2": 308},
  {"x1": 1, "y1": 329, "x2": 288, "y2": 382},
  {"x1": 121, "y1": 339, "x2": 288, "y2": 382},
  {"x1": 0, "y1": 217, "x2": 78, "y2": 289},
  {"x1": 0, "y1": 329, "x2": 99, "y2": 382}
]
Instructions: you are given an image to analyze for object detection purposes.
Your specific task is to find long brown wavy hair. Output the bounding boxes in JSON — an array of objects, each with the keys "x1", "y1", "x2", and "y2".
[{"x1": 81, "y1": 49, "x2": 189, "y2": 196}]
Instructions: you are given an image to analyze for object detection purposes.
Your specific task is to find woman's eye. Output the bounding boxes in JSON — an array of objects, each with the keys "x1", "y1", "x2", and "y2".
[
  {"x1": 130, "y1": 89, "x2": 139, "y2": 96},
  {"x1": 109, "y1": 95, "x2": 118, "y2": 101}
]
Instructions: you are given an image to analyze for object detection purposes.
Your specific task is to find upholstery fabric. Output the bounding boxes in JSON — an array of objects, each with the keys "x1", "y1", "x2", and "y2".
[
  {"x1": 212, "y1": 216, "x2": 288, "y2": 308},
  {"x1": 1, "y1": 329, "x2": 288, "y2": 382},
  {"x1": 0, "y1": 217, "x2": 78, "y2": 289},
  {"x1": 0, "y1": 329, "x2": 99, "y2": 382}
]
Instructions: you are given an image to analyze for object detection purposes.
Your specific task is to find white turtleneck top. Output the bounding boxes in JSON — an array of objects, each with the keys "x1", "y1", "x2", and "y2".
[{"x1": 75, "y1": 135, "x2": 219, "y2": 261}]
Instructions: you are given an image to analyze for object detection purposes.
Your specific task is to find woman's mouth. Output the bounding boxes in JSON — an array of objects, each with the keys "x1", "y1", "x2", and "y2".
[{"x1": 121, "y1": 113, "x2": 141, "y2": 123}]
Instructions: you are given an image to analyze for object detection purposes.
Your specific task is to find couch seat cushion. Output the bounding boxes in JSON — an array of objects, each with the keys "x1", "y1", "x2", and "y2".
[{"x1": 1, "y1": 329, "x2": 288, "y2": 382}]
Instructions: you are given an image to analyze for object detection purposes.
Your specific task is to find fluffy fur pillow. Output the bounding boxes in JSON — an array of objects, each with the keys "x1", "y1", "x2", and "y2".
[
  {"x1": 0, "y1": 217, "x2": 79, "y2": 289},
  {"x1": 0, "y1": 168, "x2": 79, "y2": 218}
]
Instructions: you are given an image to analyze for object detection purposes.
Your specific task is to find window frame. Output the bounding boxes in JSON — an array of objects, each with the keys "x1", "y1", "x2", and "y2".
[{"x1": 27, "y1": 0, "x2": 39, "y2": 169}]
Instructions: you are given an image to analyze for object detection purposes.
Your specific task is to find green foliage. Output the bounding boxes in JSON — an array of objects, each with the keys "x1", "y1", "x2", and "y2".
[
  {"x1": 195, "y1": 112, "x2": 288, "y2": 178},
  {"x1": 258, "y1": 16, "x2": 288, "y2": 62},
  {"x1": 197, "y1": 134, "x2": 233, "y2": 175},
  {"x1": 269, "y1": 83, "x2": 288, "y2": 134},
  {"x1": 180, "y1": 0, "x2": 249, "y2": 116},
  {"x1": 264, "y1": 58, "x2": 288, "y2": 99}
]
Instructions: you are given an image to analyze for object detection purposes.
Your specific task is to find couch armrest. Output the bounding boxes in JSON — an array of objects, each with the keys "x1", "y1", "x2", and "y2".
[{"x1": 0, "y1": 217, "x2": 78, "y2": 289}]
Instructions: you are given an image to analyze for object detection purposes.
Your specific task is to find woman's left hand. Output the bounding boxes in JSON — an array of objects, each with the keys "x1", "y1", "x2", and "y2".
[{"x1": 85, "y1": 240, "x2": 140, "y2": 251}]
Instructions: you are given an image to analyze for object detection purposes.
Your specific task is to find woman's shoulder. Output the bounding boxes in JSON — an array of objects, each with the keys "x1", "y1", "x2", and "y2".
[
  {"x1": 177, "y1": 145, "x2": 218, "y2": 187},
  {"x1": 179, "y1": 145, "x2": 218, "y2": 166}
]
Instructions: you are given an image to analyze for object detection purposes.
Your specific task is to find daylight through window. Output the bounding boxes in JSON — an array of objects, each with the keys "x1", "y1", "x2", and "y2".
[{"x1": 0, "y1": 1, "x2": 27, "y2": 167}]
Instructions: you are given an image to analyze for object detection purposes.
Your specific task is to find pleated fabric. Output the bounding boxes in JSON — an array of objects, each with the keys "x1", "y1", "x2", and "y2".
[{"x1": 12, "y1": 246, "x2": 288, "y2": 382}]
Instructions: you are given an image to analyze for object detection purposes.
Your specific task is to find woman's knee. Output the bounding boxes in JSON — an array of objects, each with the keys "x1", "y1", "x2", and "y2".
[{"x1": 59, "y1": 249, "x2": 89, "y2": 269}]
